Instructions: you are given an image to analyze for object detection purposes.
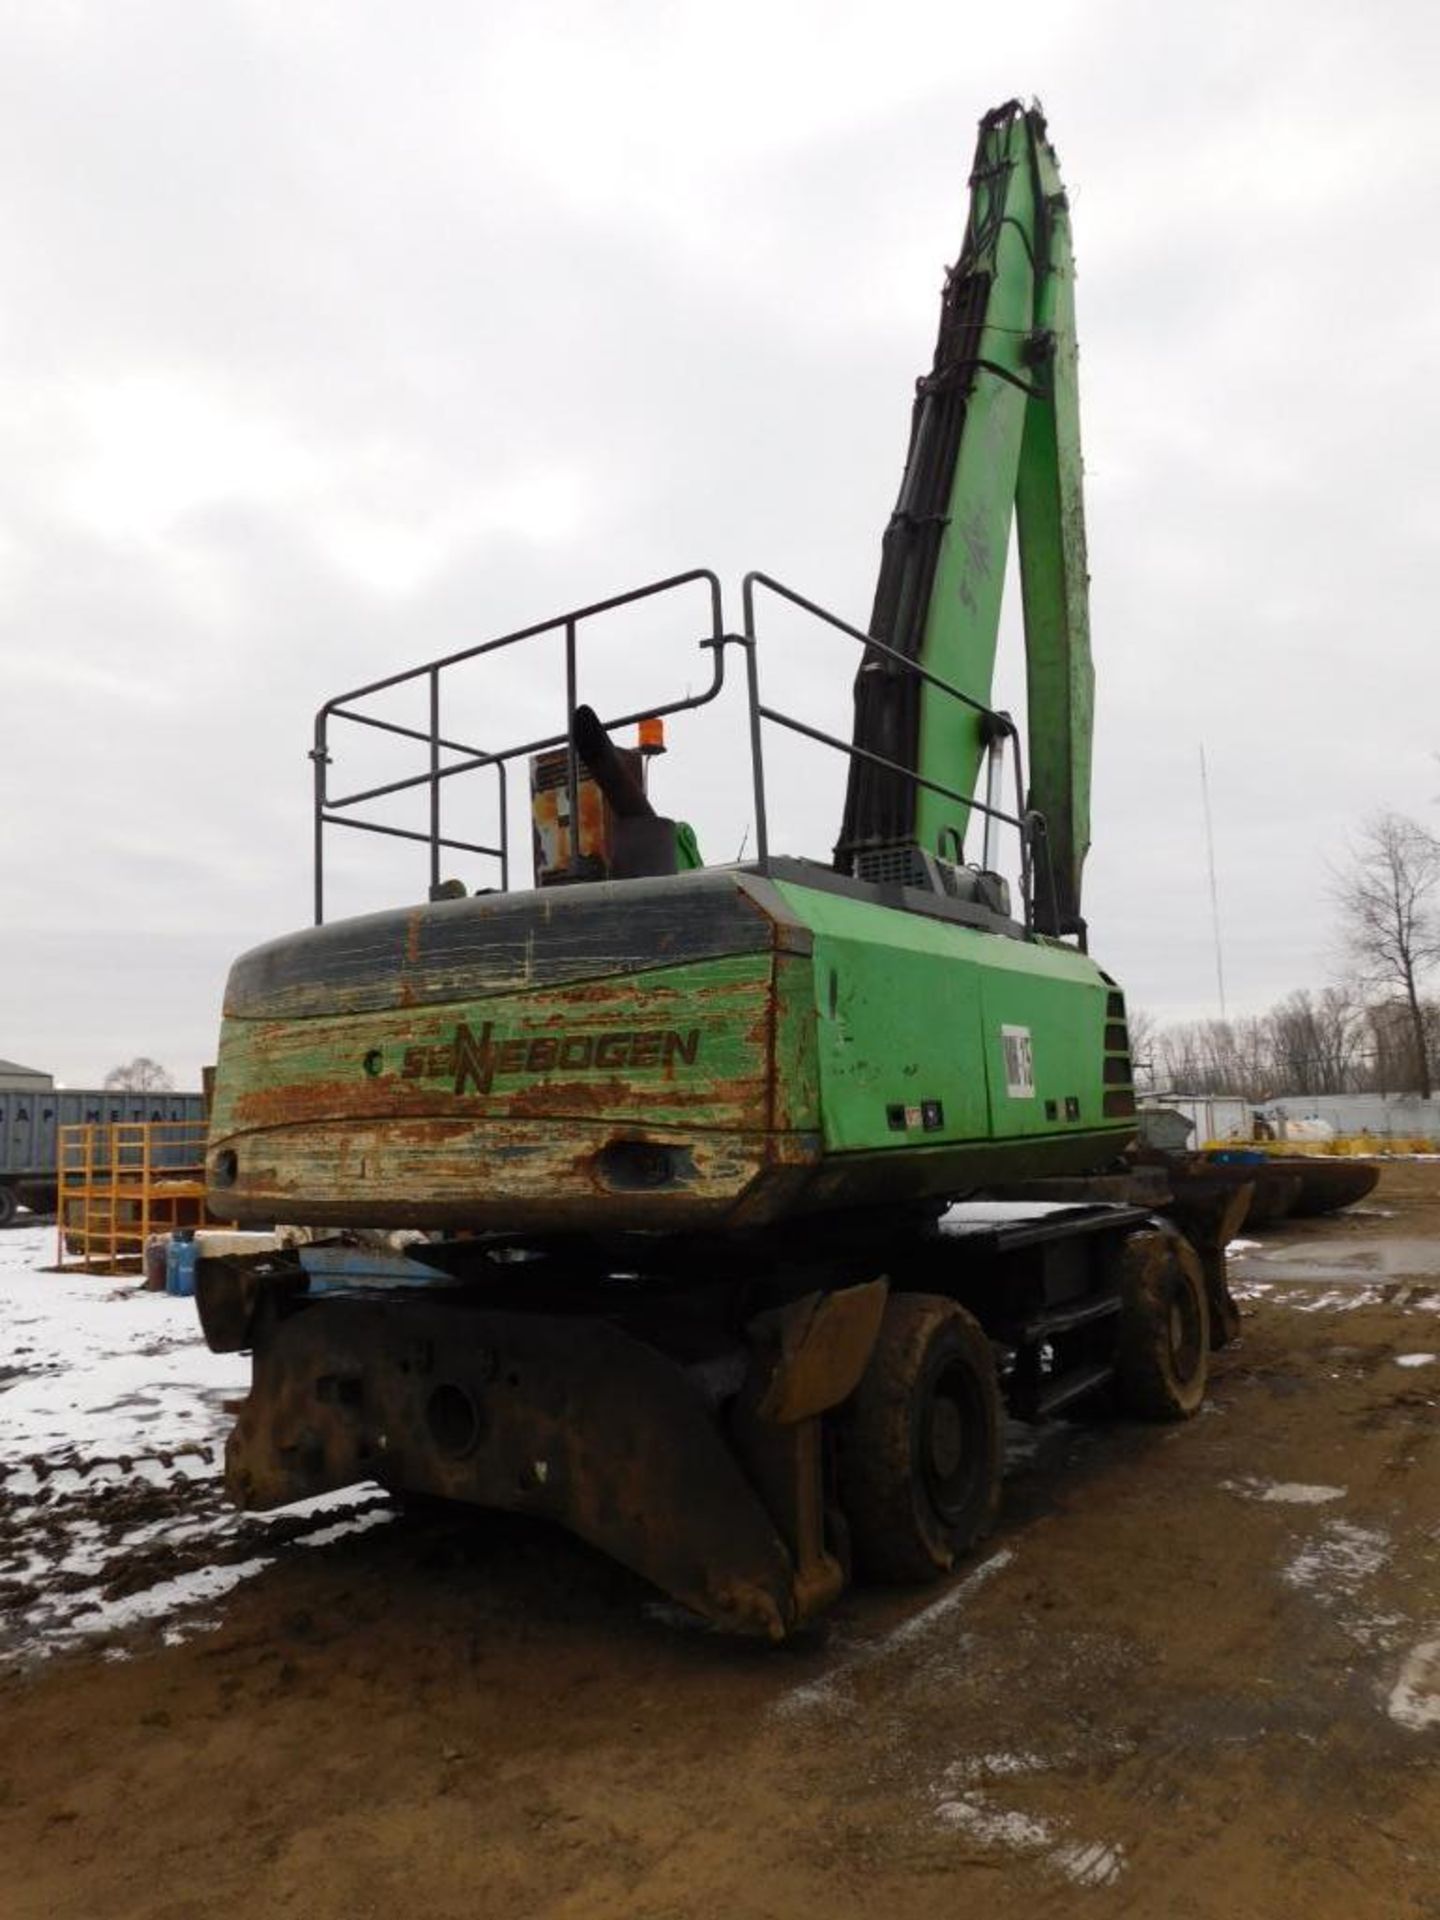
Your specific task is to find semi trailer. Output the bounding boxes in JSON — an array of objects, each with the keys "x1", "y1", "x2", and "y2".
[{"x1": 0, "y1": 1087, "x2": 206, "y2": 1226}]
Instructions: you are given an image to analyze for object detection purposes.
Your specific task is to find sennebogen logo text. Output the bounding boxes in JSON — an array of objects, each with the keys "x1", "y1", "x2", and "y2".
[{"x1": 399, "y1": 1022, "x2": 701, "y2": 1096}]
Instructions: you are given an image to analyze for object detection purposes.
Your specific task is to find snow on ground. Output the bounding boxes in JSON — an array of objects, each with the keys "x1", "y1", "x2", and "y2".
[
  {"x1": 1388, "y1": 1639, "x2": 1440, "y2": 1732},
  {"x1": 1224, "y1": 1478, "x2": 1346, "y2": 1506},
  {"x1": 1, "y1": 1224, "x2": 248, "y2": 1466},
  {"x1": 0, "y1": 1225, "x2": 392, "y2": 1665},
  {"x1": 1283, "y1": 1519, "x2": 1393, "y2": 1597},
  {"x1": 929, "y1": 1749, "x2": 1127, "y2": 1887}
]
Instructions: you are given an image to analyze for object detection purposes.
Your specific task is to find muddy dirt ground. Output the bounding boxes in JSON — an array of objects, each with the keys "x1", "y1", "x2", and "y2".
[{"x1": 3, "y1": 1168, "x2": 1438, "y2": 1919}]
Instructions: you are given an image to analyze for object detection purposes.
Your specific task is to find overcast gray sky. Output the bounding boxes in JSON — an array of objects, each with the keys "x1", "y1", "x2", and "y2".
[{"x1": 3, "y1": 0, "x2": 1438, "y2": 1086}]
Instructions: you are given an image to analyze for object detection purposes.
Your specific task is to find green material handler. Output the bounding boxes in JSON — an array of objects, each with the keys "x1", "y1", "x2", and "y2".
[{"x1": 197, "y1": 103, "x2": 1223, "y2": 1638}]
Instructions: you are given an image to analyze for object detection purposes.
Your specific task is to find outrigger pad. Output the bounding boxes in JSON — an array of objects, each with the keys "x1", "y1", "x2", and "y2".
[
  {"x1": 226, "y1": 1295, "x2": 812, "y2": 1638},
  {"x1": 747, "y1": 1279, "x2": 888, "y2": 1424}
]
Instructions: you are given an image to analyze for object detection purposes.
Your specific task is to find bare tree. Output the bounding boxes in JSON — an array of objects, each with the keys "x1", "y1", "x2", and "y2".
[
  {"x1": 1334, "y1": 813, "x2": 1440, "y2": 1098},
  {"x1": 1154, "y1": 1020, "x2": 1215, "y2": 1094},
  {"x1": 1125, "y1": 1006, "x2": 1158, "y2": 1093},
  {"x1": 1152, "y1": 1015, "x2": 1273, "y2": 1100},
  {"x1": 103, "y1": 1056, "x2": 174, "y2": 1092},
  {"x1": 1363, "y1": 996, "x2": 1440, "y2": 1096},
  {"x1": 1148, "y1": 976, "x2": 1419, "y2": 1102},
  {"x1": 1267, "y1": 985, "x2": 1364, "y2": 1094},
  {"x1": 1152, "y1": 1020, "x2": 1205, "y2": 1093}
]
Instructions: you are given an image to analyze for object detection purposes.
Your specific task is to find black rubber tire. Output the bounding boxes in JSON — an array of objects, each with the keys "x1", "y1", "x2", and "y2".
[
  {"x1": 837, "y1": 1293, "x2": 1002, "y2": 1584},
  {"x1": 390, "y1": 1489, "x2": 467, "y2": 1523},
  {"x1": 1115, "y1": 1230, "x2": 1210, "y2": 1421},
  {"x1": 0, "y1": 1185, "x2": 18, "y2": 1229}
]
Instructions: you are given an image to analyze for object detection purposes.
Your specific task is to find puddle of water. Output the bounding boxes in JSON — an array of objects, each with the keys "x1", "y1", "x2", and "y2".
[{"x1": 1230, "y1": 1238, "x2": 1440, "y2": 1284}]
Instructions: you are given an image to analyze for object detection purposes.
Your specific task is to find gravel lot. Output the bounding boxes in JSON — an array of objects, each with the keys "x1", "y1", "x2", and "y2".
[{"x1": 2, "y1": 1169, "x2": 1437, "y2": 1919}]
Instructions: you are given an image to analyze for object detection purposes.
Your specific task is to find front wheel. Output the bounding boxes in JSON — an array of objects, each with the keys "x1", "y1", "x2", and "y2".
[
  {"x1": 837, "y1": 1293, "x2": 1002, "y2": 1584},
  {"x1": 1115, "y1": 1229, "x2": 1210, "y2": 1420}
]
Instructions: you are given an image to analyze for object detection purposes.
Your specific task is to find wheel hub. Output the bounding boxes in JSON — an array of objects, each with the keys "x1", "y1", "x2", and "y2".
[{"x1": 928, "y1": 1396, "x2": 963, "y2": 1479}]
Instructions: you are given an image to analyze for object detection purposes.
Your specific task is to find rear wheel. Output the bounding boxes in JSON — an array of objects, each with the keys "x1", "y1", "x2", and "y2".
[
  {"x1": 0, "y1": 1186, "x2": 18, "y2": 1229},
  {"x1": 837, "y1": 1293, "x2": 1002, "y2": 1584},
  {"x1": 1115, "y1": 1230, "x2": 1209, "y2": 1420}
]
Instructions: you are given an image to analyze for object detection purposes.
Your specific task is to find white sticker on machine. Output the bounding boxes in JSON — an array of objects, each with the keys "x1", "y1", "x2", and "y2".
[{"x1": 1001, "y1": 1024, "x2": 1035, "y2": 1098}]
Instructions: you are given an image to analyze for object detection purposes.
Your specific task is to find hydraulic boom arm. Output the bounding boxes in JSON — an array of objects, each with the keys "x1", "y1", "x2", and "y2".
[{"x1": 837, "y1": 100, "x2": 1093, "y2": 938}]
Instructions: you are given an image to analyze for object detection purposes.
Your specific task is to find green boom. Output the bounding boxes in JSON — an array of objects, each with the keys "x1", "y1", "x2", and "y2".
[{"x1": 840, "y1": 103, "x2": 1093, "y2": 938}]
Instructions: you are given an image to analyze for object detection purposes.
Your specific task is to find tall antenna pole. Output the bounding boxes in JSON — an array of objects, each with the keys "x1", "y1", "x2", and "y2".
[{"x1": 1199, "y1": 743, "x2": 1228, "y2": 1020}]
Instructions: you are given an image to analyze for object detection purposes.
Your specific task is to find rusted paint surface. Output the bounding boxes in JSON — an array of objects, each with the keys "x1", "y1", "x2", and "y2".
[
  {"x1": 220, "y1": 1267, "x2": 888, "y2": 1634},
  {"x1": 769, "y1": 951, "x2": 822, "y2": 1133},
  {"x1": 226, "y1": 1293, "x2": 822, "y2": 1637},
  {"x1": 214, "y1": 1114, "x2": 820, "y2": 1231},
  {"x1": 748, "y1": 1279, "x2": 888, "y2": 1425},
  {"x1": 215, "y1": 952, "x2": 776, "y2": 1138},
  {"x1": 209, "y1": 926, "x2": 829, "y2": 1230}
]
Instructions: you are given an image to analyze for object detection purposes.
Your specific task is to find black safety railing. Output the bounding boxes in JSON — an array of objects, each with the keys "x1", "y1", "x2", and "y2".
[
  {"x1": 310, "y1": 566, "x2": 1051, "y2": 936},
  {"x1": 311, "y1": 569, "x2": 729, "y2": 924},
  {"x1": 740, "y1": 572, "x2": 1039, "y2": 930}
]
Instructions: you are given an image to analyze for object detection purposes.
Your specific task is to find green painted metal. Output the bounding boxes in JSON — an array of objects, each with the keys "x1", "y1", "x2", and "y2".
[
  {"x1": 774, "y1": 880, "x2": 1125, "y2": 1158},
  {"x1": 859, "y1": 104, "x2": 1094, "y2": 936},
  {"x1": 675, "y1": 821, "x2": 703, "y2": 870},
  {"x1": 910, "y1": 108, "x2": 1039, "y2": 865},
  {"x1": 1014, "y1": 127, "x2": 1092, "y2": 936}
]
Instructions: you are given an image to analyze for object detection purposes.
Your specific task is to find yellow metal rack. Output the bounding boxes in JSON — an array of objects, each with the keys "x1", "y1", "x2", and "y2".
[{"x1": 56, "y1": 1120, "x2": 212, "y2": 1274}]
